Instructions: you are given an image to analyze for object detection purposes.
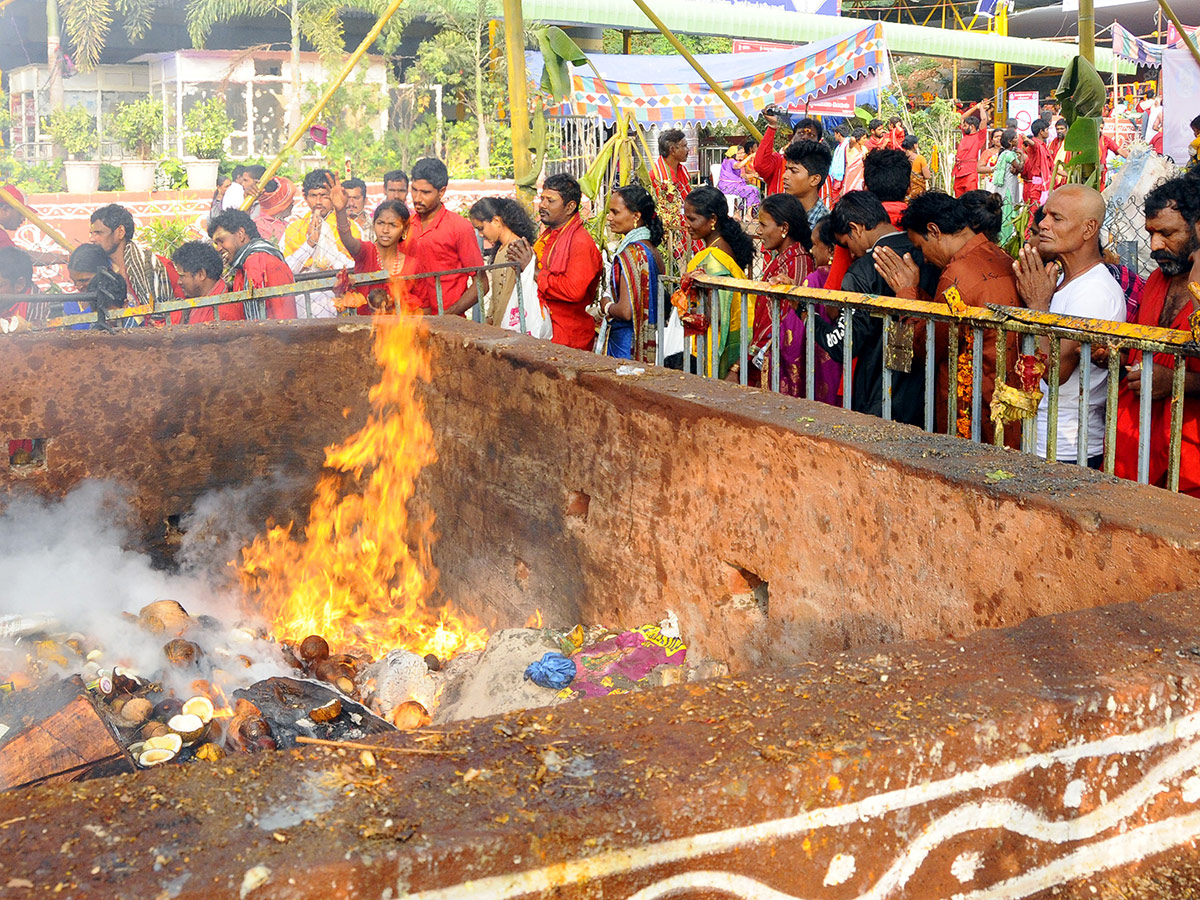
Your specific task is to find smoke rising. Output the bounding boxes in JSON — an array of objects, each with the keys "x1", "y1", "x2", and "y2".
[{"x1": 0, "y1": 481, "x2": 290, "y2": 697}]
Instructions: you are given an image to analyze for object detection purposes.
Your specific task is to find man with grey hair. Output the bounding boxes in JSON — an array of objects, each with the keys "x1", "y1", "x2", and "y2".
[{"x1": 1013, "y1": 184, "x2": 1126, "y2": 466}]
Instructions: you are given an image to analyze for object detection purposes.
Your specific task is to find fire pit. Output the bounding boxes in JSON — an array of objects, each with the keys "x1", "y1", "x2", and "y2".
[{"x1": 0, "y1": 318, "x2": 703, "y2": 791}]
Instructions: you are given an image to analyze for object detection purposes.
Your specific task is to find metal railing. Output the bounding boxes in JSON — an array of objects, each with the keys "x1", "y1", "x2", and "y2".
[
  {"x1": 685, "y1": 272, "x2": 1198, "y2": 493},
  {"x1": 21, "y1": 258, "x2": 1195, "y2": 493},
  {"x1": 21, "y1": 260, "x2": 528, "y2": 332}
]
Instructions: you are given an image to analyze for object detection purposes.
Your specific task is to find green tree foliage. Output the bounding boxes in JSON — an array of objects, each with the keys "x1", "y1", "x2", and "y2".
[
  {"x1": 184, "y1": 97, "x2": 235, "y2": 159},
  {"x1": 109, "y1": 96, "x2": 165, "y2": 160},
  {"x1": 61, "y1": 0, "x2": 157, "y2": 71},
  {"x1": 600, "y1": 30, "x2": 732, "y2": 55},
  {"x1": 401, "y1": 0, "x2": 503, "y2": 174}
]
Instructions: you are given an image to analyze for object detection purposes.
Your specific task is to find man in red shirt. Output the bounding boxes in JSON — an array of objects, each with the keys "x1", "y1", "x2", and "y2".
[
  {"x1": 864, "y1": 119, "x2": 889, "y2": 152},
  {"x1": 952, "y1": 97, "x2": 993, "y2": 196},
  {"x1": 405, "y1": 157, "x2": 486, "y2": 315},
  {"x1": 207, "y1": 209, "x2": 296, "y2": 319},
  {"x1": 1021, "y1": 119, "x2": 1053, "y2": 206},
  {"x1": 753, "y1": 115, "x2": 822, "y2": 196},
  {"x1": 169, "y1": 240, "x2": 245, "y2": 324},
  {"x1": 1113, "y1": 176, "x2": 1200, "y2": 494},
  {"x1": 510, "y1": 173, "x2": 601, "y2": 350}
]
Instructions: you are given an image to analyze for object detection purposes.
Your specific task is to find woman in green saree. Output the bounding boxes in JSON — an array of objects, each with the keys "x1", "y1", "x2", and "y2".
[{"x1": 683, "y1": 186, "x2": 757, "y2": 379}]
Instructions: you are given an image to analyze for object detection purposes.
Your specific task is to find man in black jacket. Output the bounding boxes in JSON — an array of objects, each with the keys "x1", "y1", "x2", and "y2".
[{"x1": 812, "y1": 191, "x2": 938, "y2": 427}]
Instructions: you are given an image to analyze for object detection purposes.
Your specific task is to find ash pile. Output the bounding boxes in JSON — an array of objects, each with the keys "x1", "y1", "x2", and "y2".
[
  {"x1": 1, "y1": 600, "x2": 718, "y2": 794},
  {"x1": 0, "y1": 600, "x2": 400, "y2": 792}
]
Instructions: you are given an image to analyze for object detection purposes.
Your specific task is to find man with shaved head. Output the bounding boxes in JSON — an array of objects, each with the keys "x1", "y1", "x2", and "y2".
[{"x1": 1013, "y1": 184, "x2": 1126, "y2": 466}]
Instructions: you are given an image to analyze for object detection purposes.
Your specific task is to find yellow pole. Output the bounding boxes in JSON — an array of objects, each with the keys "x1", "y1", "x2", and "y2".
[
  {"x1": 992, "y1": 2, "x2": 1008, "y2": 128},
  {"x1": 242, "y1": 0, "x2": 408, "y2": 211},
  {"x1": 0, "y1": 190, "x2": 75, "y2": 251},
  {"x1": 628, "y1": 0, "x2": 763, "y2": 142},
  {"x1": 1156, "y1": 0, "x2": 1200, "y2": 69},
  {"x1": 502, "y1": 0, "x2": 534, "y2": 208},
  {"x1": 1079, "y1": 0, "x2": 1095, "y2": 63}
]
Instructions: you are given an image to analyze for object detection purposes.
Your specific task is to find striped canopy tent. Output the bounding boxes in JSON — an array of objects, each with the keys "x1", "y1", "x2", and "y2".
[{"x1": 531, "y1": 21, "x2": 888, "y2": 125}]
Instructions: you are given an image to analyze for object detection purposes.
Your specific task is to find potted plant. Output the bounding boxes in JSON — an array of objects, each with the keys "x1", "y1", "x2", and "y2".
[
  {"x1": 45, "y1": 106, "x2": 100, "y2": 193},
  {"x1": 110, "y1": 96, "x2": 165, "y2": 192},
  {"x1": 182, "y1": 97, "x2": 232, "y2": 190}
]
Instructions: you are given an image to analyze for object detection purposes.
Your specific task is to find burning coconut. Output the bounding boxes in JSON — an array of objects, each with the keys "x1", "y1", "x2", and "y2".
[{"x1": 0, "y1": 320, "x2": 484, "y2": 788}]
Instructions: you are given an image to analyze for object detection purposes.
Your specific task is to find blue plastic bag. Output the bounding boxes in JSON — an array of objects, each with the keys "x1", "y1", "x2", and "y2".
[{"x1": 524, "y1": 652, "x2": 576, "y2": 690}]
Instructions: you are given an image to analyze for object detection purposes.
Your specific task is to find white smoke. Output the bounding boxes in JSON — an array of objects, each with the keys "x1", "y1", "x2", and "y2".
[{"x1": 0, "y1": 481, "x2": 290, "y2": 698}]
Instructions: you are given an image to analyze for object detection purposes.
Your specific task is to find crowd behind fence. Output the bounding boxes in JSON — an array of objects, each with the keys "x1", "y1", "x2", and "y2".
[{"x1": 21, "y1": 259, "x2": 1197, "y2": 493}]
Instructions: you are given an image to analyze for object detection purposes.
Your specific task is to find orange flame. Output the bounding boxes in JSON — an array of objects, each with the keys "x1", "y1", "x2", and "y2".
[{"x1": 239, "y1": 317, "x2": 487, "y2": 662}]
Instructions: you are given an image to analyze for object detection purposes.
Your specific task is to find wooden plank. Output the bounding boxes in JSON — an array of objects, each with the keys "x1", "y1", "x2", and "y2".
[{"x1": 0, "y1": 677, "x2": 133, "y2": 792}]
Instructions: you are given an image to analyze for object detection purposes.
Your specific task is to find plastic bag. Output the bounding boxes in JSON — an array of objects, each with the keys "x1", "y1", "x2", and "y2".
[
  {"x1": 524, "y1": 651, "x2": 576, "y2": 689},
  {"x1": 502, "y1": 258, "x2": 553, "y2": 339}
]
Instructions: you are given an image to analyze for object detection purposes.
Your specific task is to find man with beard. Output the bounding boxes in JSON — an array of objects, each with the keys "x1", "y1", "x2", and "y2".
[
  {"x1": 508, "y1": 173, "x2": 601, "y2": 350},
  {"x1": 1113, "y1": 175, "x2": 1200, "y2": 493}
]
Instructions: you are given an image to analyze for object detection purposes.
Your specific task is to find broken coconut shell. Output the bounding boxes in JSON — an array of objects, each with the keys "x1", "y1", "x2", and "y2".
[
  {"x1": 181, "y1": 696, "x2": 215, "y2": 725},
  {"x1": 193, "y1": 742, "x2": 226, "y2": 762},
  {"x1": 144, "y1": 733, "x2": 184, "y2": 755},
  {"x1": 390, "y1": 700, "x2": 432, "y2": 731},
  {"x1": 137, "y1": 747, "x2": 177, "y2": 767},
  {"x1": 168, "y1": 713, "x2": 207, "y2": 744},
  {"x1": 308, "y1": 698, "x2": 342, "y2": 723},
  {"x1": 119, "y1": 697, "x2": 154, "y2": 726}
]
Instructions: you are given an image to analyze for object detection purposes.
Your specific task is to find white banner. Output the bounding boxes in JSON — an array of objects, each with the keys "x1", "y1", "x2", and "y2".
[
  {"x1": 1163, "y1": 47, "x2": 1199, "y2": 165},
  {"x1": 1007, "y1": 90, "x2": 1039, "y2": 135}
]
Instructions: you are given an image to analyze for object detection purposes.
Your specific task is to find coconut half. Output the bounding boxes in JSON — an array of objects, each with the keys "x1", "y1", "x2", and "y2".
[
  {"x1": 138, "y1": 747, "x2": 177, "y2": 767},
  {"x1": 168, "y1": 713, "x2": 207, "y2": 744},
  {"x1": 144, "y1": 732, "x2": 184, "y2": 755},
  {"x1": 308, "y1": 698, "x2": 342, "y2": 723},
  {"x1": 181, "y1": 696, "x2": 215, "y2": 725}
]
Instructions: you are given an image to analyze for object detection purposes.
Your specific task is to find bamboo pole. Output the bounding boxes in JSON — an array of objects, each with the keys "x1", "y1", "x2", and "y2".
[
  {"x1": 1155, "y1": 0, "x2": 1200, "y2": 70},
  {"x1": 628, "y1": 0, "x2": 763, "y2": 142},
  {"x1": 1079, "y1": 0, "x2": 1095, "y2": 63},
  {"x1": 242, "y1": 0, "x2": 408, "y2": 212},
  {"x1": 0, "y1": 190, "x2": 75, "y2": 252},
  {"x1": 502, "y1": 0, "x2": 534, "y2": 209}
]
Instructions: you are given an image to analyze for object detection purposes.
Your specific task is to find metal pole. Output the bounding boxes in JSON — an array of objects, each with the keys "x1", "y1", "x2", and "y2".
[
  {"x1": 993, "y1": 2, "x2": 1008, "y2": 127},
  {"x1": 242, "y1": 0, "x2": 409, "y2": 211},
  {"x1": 502, "y1": 0, "x2": 534, "y2": 209},
  {"x1": 628, "y1": 0, "x2": 763, "y2": 142}
]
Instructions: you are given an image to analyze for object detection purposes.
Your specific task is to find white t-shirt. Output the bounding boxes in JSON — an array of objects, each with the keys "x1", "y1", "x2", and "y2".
[
  {"x1": 1035, "y1": 264, "x2": 1127, "y2": 461},
  {"x1": 221, "y1": 182, "x2": 245, "y2": 211}
]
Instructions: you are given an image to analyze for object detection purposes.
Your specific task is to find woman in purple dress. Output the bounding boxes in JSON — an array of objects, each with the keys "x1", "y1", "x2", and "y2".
[{"x1": 716, "y1": 142, "x2": 761, "y2": 213}]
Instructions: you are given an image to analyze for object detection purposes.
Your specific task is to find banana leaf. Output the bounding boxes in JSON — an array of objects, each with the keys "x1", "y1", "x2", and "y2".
[
  {"x1": 517, "y1": 105, "x2": 549, "y2": 190},
  {"x1": 533, "y1": 26, "x2": 588, "y2": 105},
  {"x1": 1053, "y1": 55, "x2": 1105, "y2": 185},
  {"x1": 579, "y1": 133, "x2": 619, "y2": 199},
  {"x1": 1054, "y1": 55, "x2": 1107, "y2": 122}
]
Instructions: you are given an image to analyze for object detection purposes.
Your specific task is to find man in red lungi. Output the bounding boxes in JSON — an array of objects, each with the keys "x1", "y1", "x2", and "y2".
[{"x1": 1113, "y1": 176, "x2": 1200, "y2": 495}]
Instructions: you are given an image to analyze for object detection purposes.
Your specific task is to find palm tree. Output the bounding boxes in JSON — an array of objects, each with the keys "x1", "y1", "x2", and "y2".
[
  {"x1": 186, "y1": 0, "x2": 358, "y2": 132},
  {"x1": 58, "y1": 0, "x2": 157, "y2": 71}
]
